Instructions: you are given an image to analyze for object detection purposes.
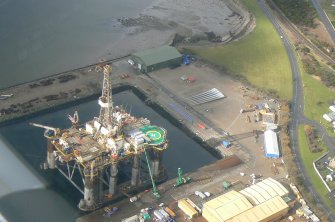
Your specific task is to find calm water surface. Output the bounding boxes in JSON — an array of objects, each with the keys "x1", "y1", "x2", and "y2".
[{"x1": 0, "y1": 0, "x2": 155, "y2": 89}]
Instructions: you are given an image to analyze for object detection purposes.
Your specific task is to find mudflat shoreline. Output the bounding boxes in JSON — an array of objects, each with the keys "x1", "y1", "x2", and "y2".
[{"x1": 0, "y1": 0, "x2": 253, "y2": 120}]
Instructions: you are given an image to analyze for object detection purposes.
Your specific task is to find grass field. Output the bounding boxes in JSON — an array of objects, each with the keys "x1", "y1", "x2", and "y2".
[
  {"x1": 188, "y1": 0, "x2": 292, "y2": 99},
  {"x1": 297, "y1": 54, "x2": 335, "y2": 135},
  {"x1": 298, "y1": 125, "x2": 334, "y2": 211}
]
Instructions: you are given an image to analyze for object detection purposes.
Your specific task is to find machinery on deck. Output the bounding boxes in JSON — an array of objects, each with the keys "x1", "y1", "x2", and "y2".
[
  {"x1": 32, "y1": 64, "x2": 168, "y2": 211},
  {"x1": 174, "y1": 168, "x2": 191, "y2": 187}
]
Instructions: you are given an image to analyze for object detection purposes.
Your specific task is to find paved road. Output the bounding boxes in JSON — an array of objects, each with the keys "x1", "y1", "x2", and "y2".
[
  {"x1": 259, "y1": 0, "x2": 335, "y2": 219},
  {"x1": 311, "y1": 0, "x2": 335, "y2": 44},
  {"x1": 268, "y1": 0, "x2": 335, "y2": 64}
]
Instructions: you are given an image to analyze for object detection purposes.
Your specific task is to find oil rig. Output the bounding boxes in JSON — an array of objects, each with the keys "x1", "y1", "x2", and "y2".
[{"x1": 31, "y1": 65, "x2": 168, "y2": 211}]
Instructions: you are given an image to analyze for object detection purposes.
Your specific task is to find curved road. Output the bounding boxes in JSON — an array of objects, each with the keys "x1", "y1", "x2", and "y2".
[
  {"x1": 268, "y1": 0, "x2": 335, "y2": 65},
  {"x1": 259, "y1": 0, "x2": 335, "y2": 219},
  {"x1": 311, "y1": 0, "x2": 335, "y2": 44}
]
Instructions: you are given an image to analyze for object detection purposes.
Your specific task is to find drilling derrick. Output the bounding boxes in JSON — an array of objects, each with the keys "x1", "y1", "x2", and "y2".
[
  {"x1": 98, "y1": 65, "x2": 113, "y2": 127},
  {"x1": 32, "y1": 64, "x2": 168, "y2": 211}
]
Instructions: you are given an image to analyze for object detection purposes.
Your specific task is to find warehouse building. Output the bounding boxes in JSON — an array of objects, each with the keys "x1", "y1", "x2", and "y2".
[
  {"x1": 239, "y1": 178, "x2": 289, "y2": 205},
  {"x1": 130, "y1": 45, "x2": 182, "y2": 73},
  {"x1": 227, "y1": 196, "x2": 289, "y2": 222},
  {"x1": 202, "y1": 178, "x2": 290, "y2": 222},
  {"x1": 264, "y1": 130, "x2": 280, "y2": 158},
  {"x1": 202, "y1": 190, "x2": 253, "y2": 222}
]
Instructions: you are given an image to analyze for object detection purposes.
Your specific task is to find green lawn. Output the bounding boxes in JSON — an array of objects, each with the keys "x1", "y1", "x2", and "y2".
[
  {"x1": 297, "y1": 55, "x2": 335, "y2": 135},
  {"x1": 188, "y1": 0, "x2": 292, "y2": 99},
  {"x1": 298, "y1": 125, "x2": 334, "y2": 211}
]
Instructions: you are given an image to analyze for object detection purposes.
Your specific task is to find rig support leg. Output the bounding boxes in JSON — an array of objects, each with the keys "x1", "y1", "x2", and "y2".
[
  {"x1": 78, "y1": 176, "x2": 95, "y2": 211},
  {"x1": 47, "y1": 140, "x2": 55, "y2": 169},
  {"x1": 131, "y1": 155, "x2": 140, "y2": 186},
  {"x1": 109, "y1": 163, "x2": 118, "y2": 195},
  {"x1": 98, "y1": 169, "x2": 104, "y2": 202}
]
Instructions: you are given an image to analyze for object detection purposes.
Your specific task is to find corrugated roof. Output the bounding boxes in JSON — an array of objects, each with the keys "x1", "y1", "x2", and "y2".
[
  {"x1": 264, "y1": 130, "x2": 279, "y2": 158},
  {"x1": 227, "y1": 196, "x2": 289, "y2": 222},
  {"x1": 203, "y1": 190, "x2": 253, "y2": 221},
  {"x1": 239, "y1": 178, "x2": 289, "y2": 205},
  {"x1": 239, "y1": 190, "x2": 259, "y2": 205},
  {"x1": 250, "y1": 186, "x2": 272, "y2": 201},
  {"x1": 132, "y1": 45, "x2": 182, "y2": 66},
  {"x1": 267, "y1": 178, "x2": 289, "y2": 196},
  {"x1": 256, "y1": 181, "x2": 278, "y2": 197},
  {"x1": 241, "y1": 187, "x2": 266, "y2": 205}
]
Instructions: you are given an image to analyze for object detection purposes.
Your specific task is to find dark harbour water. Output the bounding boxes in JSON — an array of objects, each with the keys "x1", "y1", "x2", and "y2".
[{"x1": 0, "y1": 90, "x2": 216, "y2": 222}]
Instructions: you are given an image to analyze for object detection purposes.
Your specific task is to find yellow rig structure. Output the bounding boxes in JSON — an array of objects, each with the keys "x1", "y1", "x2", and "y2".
[{"x1": 32, "y1": 65, "x2": 168, "y2": 211}]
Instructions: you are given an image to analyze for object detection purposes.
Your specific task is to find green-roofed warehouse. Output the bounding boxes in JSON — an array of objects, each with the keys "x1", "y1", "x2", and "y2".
[{"x1": 130, "y1": 45, "x2": 182, "y2": 73}]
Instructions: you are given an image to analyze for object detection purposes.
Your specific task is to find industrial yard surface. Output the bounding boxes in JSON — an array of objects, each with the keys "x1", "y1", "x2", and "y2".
[{"x1": 74, "y1": 60, "x2": 290, "y2": 221}]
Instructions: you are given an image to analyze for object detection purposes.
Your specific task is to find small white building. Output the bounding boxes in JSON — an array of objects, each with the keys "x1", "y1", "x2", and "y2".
[
  {"x1": 323, "y1": 112, "x2": 335, "y2": 122},
  {"x1": 264, "y1": 130, "x2": 280, "y2": 158},
  {"x1": 329, "y1": 105, "x2": 335, "y2": 112}
]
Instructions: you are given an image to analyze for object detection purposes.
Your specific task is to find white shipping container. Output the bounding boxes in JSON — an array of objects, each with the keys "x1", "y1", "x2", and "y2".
[
  {"x1": 159, "y1": 209, "x2": 170, "y2": 218},
  {"x1": 154, "y1": 210, "x2": 164, "y2": 220}
]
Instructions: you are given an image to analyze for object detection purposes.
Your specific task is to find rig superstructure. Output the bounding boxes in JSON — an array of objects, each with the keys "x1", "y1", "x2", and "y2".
[{"x1": 32, "y1": 65, "x2": 168, "y2": 211}]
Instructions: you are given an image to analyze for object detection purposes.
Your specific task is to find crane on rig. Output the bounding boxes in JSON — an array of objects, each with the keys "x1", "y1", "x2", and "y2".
[
  {"x1": 68, "y1": 111, "x2": 79, "y2": 127},
  {"x1": 30, "y1": 123, "x2": 60, "y2": 139},
  {"x1": 144, "y1": 149, "x2": 160, "y2": 198}
]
